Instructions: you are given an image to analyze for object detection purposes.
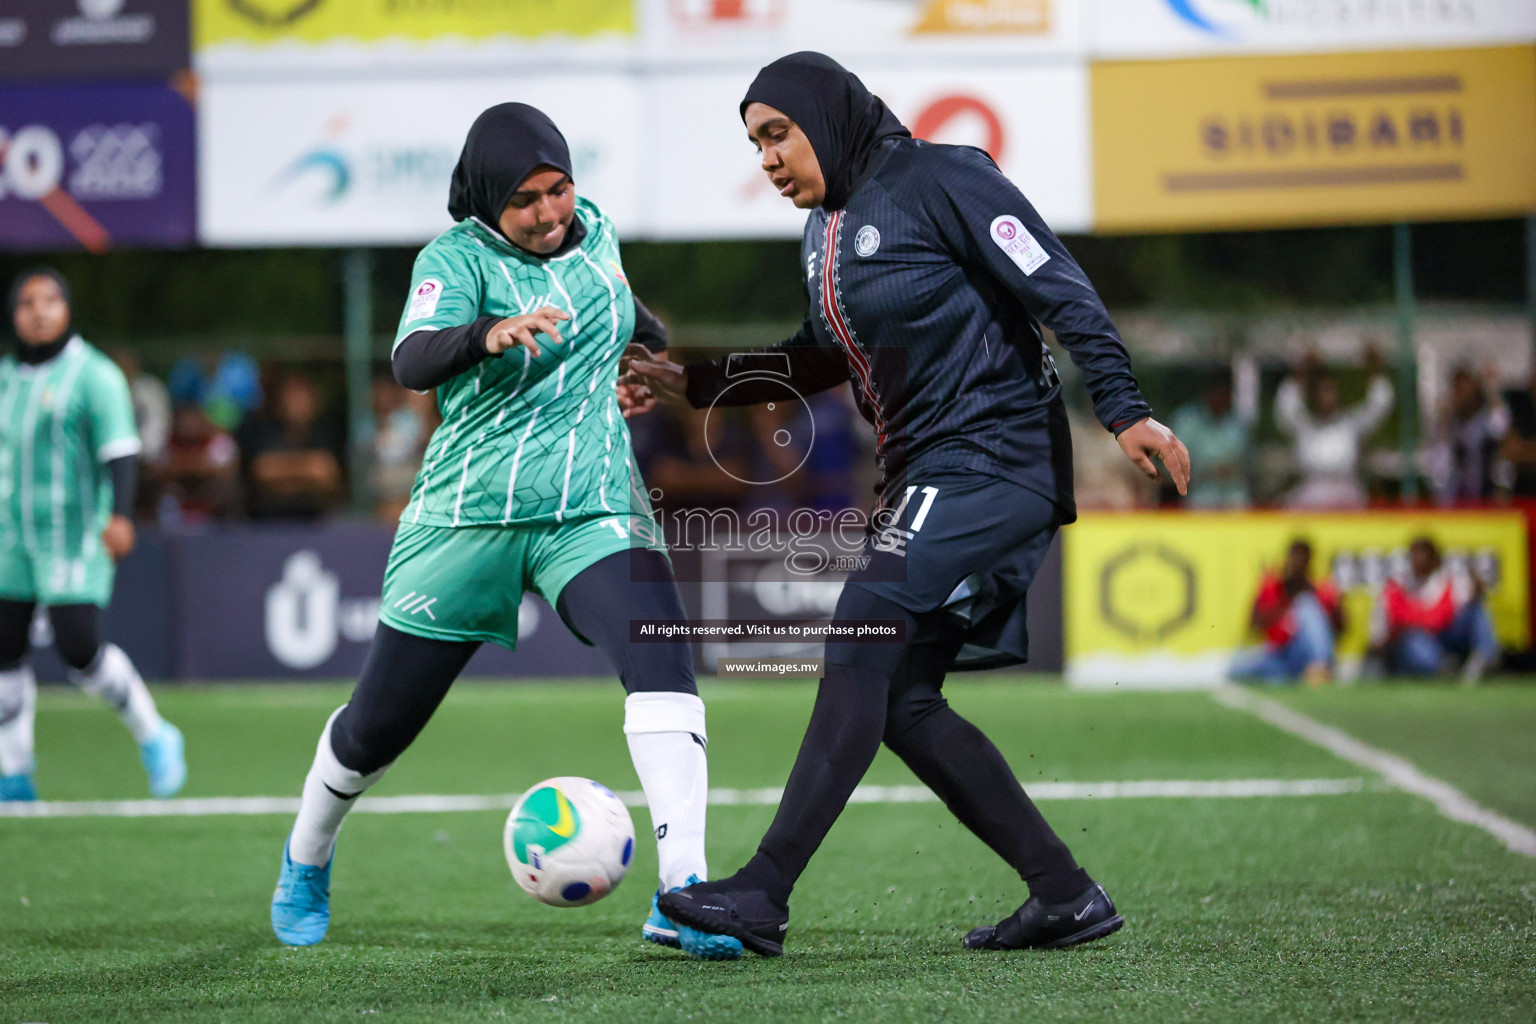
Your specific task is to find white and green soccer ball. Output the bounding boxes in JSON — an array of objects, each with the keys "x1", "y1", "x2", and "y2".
[{"x1": 504, "y1": 776, "x2": 636, "y2": 907}]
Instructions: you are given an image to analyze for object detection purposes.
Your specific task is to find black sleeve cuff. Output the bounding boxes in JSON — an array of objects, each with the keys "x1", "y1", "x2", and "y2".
[
  {"x1": 632, "y1": 297, "x2": 668, "y2": 355},
  {"x1": 392, "y1": 316, "x2": 501, "y2": 390},
  {"x1": 107, "y1": 455, "x2": 138, "y2": 517}
]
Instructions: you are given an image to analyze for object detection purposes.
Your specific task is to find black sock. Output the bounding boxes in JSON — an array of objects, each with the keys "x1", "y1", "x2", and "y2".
[
  {"x1": 734, "y1": 663, "x2": 891, "y2": 906},
  {"x1": 887, "y1": 704, "x2": 1089, "y2": 905}
]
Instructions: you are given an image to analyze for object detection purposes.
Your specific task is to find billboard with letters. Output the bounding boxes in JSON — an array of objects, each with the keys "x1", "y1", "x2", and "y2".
[
  {"x1": 1092, "y1": 46, "x2": 1536, "y2": 232},
  {"x1": 1064, "y1": 510, "x2": 1530, "y2": 687},
  {"x1": 0, "y1": 0, "x2": 189, "y2": 80},
  {"x1": 0, "y1": 83, "x2": 196, "y2": 252}
]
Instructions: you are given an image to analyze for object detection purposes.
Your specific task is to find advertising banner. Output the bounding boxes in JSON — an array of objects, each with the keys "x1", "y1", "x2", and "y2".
[
  {"x1": 1063, "y1": 510, "x2": 1530, "y2": 687},
  {"x1": 640, "y1": 0, "x2": 1081, "y2": 62},
  {"x1": 0, "y1": 0, "x2": 189, "y2": 80},
  {"x1": 1092, "y1": 46, "x2": 1536, "y2": 232},
  {"x1": 198, "y1": 75, "x2": 641, "y2": 247},
  {"x1": 0, "y1": 83, "x2": 195, "y2": 252},
  {"x1": 1093, "y1": 0, "x2": 1536, "y2": 60},
  {"x1": 169, "y1": 525, "x2": 612, "y2": 680},
  {"x1": 194, "y1": 0, "x2": 633, "y2": 74},
  {"x1": 646, "y1": 63, "x2": 1092, "y2": 238}
]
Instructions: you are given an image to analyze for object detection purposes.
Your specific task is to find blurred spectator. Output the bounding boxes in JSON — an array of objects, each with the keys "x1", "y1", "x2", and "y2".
[
  {"x1": 1500, "y1": 370, "x2": 1536, "y2": 496},
  {"x1": 370, "y1": 378, "x2": 437, "y2": 521},
  {"x1": 743, "y1": 389, "x2": 863, "y2": 514},
  {"x1": 1169, "y1": 362, "x2": 1256, "y2": 509},
  {"x1": 1275, "y1": 348, "x2": 1394, "y2": 509},
  {"x1": 110, "y1": 349, "x2": 171, "y2": 465},
  {"x1": 1426, "y1": 365, "x2": 1510, "y2": 505},
  {"x1": 1230, "y1": 539, "x2": 1343, "y2": 686},
  {"x1": 241, "y1": 375, "x2": 344, "y2": 520},
  {"x1": 630, "y1": 404, "x2": 753, "y2": 519},
  {"x1": 1368, "y1": 537, "x2": 1499, "y2": 684},
  {"x1": 155, "y1": 403, "x2": 240, "y2": 522},
  {"x1": 167, "y1": 351, "x2": 263, "y2": 431}
]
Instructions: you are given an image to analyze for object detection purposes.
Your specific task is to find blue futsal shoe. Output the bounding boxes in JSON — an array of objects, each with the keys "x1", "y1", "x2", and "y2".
[
  {"x1": 0, "y1": 772, "x2": 37, "y2": 802},
  {"x1": 140, "y1": 721, "x2": 186, "y2": 799},
  {"x1": 643, "y1": 874, "x2": 744, "y2": 961},
  {"x1": 272, "y1": 838, "x2": 332, "y2": 946}
]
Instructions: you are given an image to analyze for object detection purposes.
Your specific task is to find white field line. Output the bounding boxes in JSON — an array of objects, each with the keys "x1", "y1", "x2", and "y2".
[
  {"x1": 0, "y1": 778, "x2": 1366, "y2": 820},
  {"x1": 1214, "y1": 685, "x2": 1536, "y2": 859}
]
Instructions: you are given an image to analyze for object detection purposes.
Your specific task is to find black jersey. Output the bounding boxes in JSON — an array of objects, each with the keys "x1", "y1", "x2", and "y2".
[{"x1": 687, "y1": 137, "x2": 1152, "y2": 522}]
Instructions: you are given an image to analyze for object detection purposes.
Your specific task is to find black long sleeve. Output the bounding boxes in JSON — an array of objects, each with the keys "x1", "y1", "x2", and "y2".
[
  {"x1": 684, "y1": 314, "x2": 849, "y2": 408},
  {"x1": 106, "y1": 455, "x2": 137, "y2": 518},
  {"x1": 633, "y1": 297, "x2": 668, "y2": 354},
  {"x1": 392, "y1": 316, "x2": 502, "y2": 391}
]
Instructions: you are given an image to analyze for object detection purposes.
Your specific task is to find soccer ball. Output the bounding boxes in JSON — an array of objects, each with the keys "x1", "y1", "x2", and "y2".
[{"x1": 504, "y1": 776, "x2": 636, "y2": 907}]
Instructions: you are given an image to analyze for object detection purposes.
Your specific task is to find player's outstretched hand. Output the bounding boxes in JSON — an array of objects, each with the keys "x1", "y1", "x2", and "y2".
[
  {"x1": 621, "y1": 343, "x2": 690, "y2": 411},
  {"x1": 486, "y1": 306, "x2": 569, "y2": 358},
  {"x1": 1116, "y1": 417, "x2": 1191, "y2": 496},
  {"x1": 102, "y1": 513, "x2": 135, "y2": 561}
]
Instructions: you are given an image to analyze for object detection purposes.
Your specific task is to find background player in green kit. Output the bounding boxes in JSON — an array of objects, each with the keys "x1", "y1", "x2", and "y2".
[
  {"x1": 270, "y1": 104, "x2": 741, "y2": 960},
  {"x1": 0, "y1": 269, "x2": 187, "y2": 803}
]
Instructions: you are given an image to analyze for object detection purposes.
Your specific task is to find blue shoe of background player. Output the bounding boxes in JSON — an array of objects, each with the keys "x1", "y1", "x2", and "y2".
[
  {"x1": 139, "y1": 721, "x2": 186, "y2": 799},
  {"x1": 643, "y1": 874, "x2": 744, "y2": 961},
  {"x1": 0, "y1": 772, "x2": 37, "y2": 802},
  {"x1": 272, "y1": 838, "x2": 332, "y2": 946}
]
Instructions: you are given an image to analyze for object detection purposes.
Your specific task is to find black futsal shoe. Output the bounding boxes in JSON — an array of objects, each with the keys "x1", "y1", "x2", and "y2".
[
  {"x1": 657, "y1": 877, "x2": 790, "y2": 957},
  {"x1": 962, "y1": 883, "x2": 1124, "y2": 951}
]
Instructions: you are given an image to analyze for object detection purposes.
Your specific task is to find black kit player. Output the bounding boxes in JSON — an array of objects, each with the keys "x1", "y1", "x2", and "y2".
[{"x1": 624, "y1": 53, "x2": 1191, "y2": 956}]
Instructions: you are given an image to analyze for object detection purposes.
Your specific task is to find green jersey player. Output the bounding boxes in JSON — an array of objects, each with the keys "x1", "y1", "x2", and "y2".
[
  {"x1": 0, "y1": 269, "x2": 186, "y2": 803},
  {"x1": 270, "y1": 104, "x2": 740, "y2": 960}
]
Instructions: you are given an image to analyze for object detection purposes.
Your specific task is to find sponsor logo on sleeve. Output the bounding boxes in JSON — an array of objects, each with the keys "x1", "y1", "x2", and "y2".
[
  {"x1": 989, "y1": 214, "x2": 1050, "y2": 276},
  {"x1": 404, "y1": 278, "x2": 443, "y2": 323}
]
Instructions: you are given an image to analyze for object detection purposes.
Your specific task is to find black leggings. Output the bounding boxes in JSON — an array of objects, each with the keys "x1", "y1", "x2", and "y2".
[
  {"x1": 0, "y1": 599, "x2": 102, "y2": 672},
  {"x1": 331, "y1": 548, "x2": 696, "y2": 774},
  {"x1": 745, "y1": 584, "x2": 1086, "y2": 905}
]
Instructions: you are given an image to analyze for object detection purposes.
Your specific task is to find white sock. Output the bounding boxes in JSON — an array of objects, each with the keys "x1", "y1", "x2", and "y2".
[
  {"x1": 70, "y1": 643, "x2": 163, "y2": 745},
  {"x1": 624, "y1": 691, "x2": 710, "y2": 891},
  {"x1": 289, "y1": 706, "x2": 389, "y2": 867},
  {"x1": 0, "y1": 665, "x2": 37, "y2": 777}
]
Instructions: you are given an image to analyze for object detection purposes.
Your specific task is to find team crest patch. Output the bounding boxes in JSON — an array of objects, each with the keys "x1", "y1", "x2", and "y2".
[
  {"x1": 405, "y1": 278, "x2": 443, "y2": 324},
  {"x1": 989, "y1": 215, "x2": 1050, "y2": 276},
  {"x1": 854, "y1": 224, "x2": 880, "y2": 257}
]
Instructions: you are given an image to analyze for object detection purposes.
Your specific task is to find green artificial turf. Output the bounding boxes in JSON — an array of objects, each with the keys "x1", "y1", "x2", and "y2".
[{"x1": 3, "y1": 679, "x2": 1534, "y2": 1023}]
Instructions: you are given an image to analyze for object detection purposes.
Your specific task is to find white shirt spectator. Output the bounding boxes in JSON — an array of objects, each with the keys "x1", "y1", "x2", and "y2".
[{"x1": 1276, "y1": 375, "x2": 1394, "y2": 509}]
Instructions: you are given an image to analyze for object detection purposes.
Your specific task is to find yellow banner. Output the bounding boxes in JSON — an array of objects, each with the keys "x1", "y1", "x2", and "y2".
[
  {"x1": 1064, "y1": 511, "x2": 1529, "y2": 669},
  {"x1": 1092, "y1": 46, "x2": 1536, "y2": 232},
  {"x1": 195, "y1": 0, "x2": 633, "y2": 48}
]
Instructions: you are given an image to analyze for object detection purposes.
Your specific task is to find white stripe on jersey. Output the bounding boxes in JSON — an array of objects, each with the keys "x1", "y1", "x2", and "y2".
[
  {"x1": 412, "y1": 458, "x2": 437, "y2": 524},
  {"x1": 502, "y1": 406, "x2": 541, "y2": 524},
  {"x1": 544, "y1": 263, "x2": 577, "y2": 334},
  {"x1": 451, "y1": 446, "x2": 474, "y2": 527},
  {"x1": 18, "y1": 369, "x2": 46, "y2": 554},
  {"x1": 556, "y1": 429, "x2": 576, "y2": 524},
  {"x1": 495, "y1": 261, "x2": 527, "y2": 312},
  {"x1": 50, "y1": 349, "x2": 88, "y2": 558}
]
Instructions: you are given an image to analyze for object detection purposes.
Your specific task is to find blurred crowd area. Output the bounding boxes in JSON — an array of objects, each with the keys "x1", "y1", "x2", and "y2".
[
  {"x1": 117, "y1": 352, "x2": 1536, "y2": 523},
  {"x1": 119, "y1": 324, "x2": 1536, "y2": 524}
]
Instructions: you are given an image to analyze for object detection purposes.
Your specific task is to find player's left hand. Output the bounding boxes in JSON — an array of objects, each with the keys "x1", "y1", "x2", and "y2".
[
  {"x1": 620, "y1": 344, "x2": 690, "y2": 411},
  {"x1": 1116, "y1": 417, "x2": 1191, "y2": 496},
  {"x1": 102, "y1": 514, "x2": 136, "y2": 561}
]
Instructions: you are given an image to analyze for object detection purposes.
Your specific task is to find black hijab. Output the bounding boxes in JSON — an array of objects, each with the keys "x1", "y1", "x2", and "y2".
[
  {"x1": 8, "y1": 266, "x2": 73, "y2": 364},
  {"x1": 740, "y1": 52, "x2": 910, "y2": 211},
  {"x1": 447, "y1": 103, "x2": 582, "y2": 253}
]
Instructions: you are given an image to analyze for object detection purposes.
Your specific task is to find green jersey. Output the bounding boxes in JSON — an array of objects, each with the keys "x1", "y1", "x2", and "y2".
[
  {"x1": 0, "y1": 336, "x2": 140, "y2": 560},
  {"x1": 394, "y1": 199, "x2": 647, "y2": 527}
]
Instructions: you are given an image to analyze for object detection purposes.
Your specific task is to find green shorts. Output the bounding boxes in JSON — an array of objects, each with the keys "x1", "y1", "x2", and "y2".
[
  {"x1": 0, "y1": 539, "x2": 115, "y2": 607},
  {"x1": 380, "y1": 514, "x2": 669, "y2": 649}
]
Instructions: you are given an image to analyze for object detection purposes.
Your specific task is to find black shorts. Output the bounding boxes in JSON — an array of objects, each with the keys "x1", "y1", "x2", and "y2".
[{"x1": 846, "y1": 471, "x2": 1059, "y2": 670}]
